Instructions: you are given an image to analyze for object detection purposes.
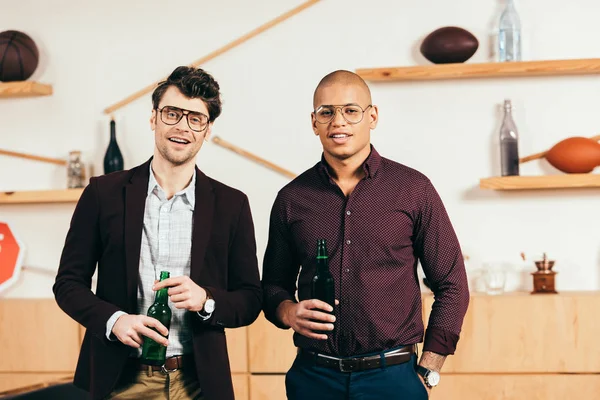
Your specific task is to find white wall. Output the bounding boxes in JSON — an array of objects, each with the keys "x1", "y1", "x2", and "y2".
[{"x1": 1, "y1": 0, "x2": 599, "y2": 298}]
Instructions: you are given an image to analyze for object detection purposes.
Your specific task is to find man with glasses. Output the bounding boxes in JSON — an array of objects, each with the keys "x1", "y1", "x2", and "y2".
[
  {"x1": 54, "y1": 66, "x2": 262, "y2": 400},
  {"x1": 262, "y1": 70, "x2": 469, "y2": 399}
]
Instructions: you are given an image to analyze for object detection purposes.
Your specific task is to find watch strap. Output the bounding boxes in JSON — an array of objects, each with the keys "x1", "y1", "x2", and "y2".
[
  {"x1": 197, "y1": 288, "x2": 214, "y2": 320},
  {"x1": 416, "y1": 365, "x2": 430, "y2": 379},
  {"x1": 416, "y1": 365, "x2": 438, "y2": 388}
]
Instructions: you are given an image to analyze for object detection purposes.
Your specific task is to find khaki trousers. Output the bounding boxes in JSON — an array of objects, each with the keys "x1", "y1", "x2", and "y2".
[{"x1": 106, "y1": 365, "x2": 203, "y2": 400}]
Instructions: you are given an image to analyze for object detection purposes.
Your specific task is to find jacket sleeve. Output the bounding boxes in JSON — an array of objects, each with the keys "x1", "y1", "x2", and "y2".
[
  {"x1": 202, "y1": 194, "x2": 262, "y2": 328},
  {"x1": 53, "y1": 178, "x2": 121, "y2": 339}
]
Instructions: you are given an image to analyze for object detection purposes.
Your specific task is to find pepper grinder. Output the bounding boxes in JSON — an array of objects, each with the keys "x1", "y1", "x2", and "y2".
[{"x1": 531, "y1": 253, "x2": 558, "y2": 294}]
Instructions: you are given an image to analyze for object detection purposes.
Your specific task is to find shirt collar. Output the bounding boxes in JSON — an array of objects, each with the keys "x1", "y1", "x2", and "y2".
[
  {"x1": 317, "y1": 144, "x2": 382, "y2": 182},
  {"x1": 148, "y1": 162, "x2": 196, "y2": 209}
]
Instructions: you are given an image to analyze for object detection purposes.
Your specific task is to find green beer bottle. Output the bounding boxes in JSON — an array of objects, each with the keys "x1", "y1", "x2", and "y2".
[
  {"x1": 311, "y1": 239, "x2": 335, "y2": 311},
  {"x1": 140, "y1": 271, "x2": 172, "y2": 365}
]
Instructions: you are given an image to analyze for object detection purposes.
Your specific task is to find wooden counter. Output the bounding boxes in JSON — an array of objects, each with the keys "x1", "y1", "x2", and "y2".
[{"x1": 3, "y1": 292, "x2": 600, "y2": 399}]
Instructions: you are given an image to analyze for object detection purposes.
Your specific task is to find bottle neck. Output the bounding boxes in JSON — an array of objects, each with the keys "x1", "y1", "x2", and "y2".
[
  {"x1": 316, "y1": 256, "x2": 329, "y2": 273},
  {"x1": 155, "y1": 287, "x2": 169, "y2": 304},
  {"x1": 316, "y1": 239, "x2": 329, "y2": 273},
  {"x1": 110, "y1": 121, "x2": 117, "y2": 141}
]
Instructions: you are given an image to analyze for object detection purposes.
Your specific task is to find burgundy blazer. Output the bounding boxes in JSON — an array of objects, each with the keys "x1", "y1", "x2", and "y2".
[{"x1": 53, "y1": 158, "x2": 262, "y2": 400}]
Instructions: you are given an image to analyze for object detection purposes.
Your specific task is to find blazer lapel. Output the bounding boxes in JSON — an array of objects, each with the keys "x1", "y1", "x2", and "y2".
[
  {"x1": 190, "y1": 167, "x2": 214, "y2": 283},
  {"x1": 124, "y1": 159, "x2": 152, "y2": 311}
]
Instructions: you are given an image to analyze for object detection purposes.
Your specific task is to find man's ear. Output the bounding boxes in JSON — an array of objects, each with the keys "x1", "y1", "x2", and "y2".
[
  {"x1": 150, "y1": 109, "x2": 157, "y2": 131},
  {"x1": 369, "y1": 105, "x2": 379, "y2": 130},
  {"x1": 204, "y1": 123, "x2": 213, "y2": 142}
]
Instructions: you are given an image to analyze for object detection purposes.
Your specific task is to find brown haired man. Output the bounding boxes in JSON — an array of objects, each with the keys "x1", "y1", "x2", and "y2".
[{"x1": 54, "y1": 66, "x2": 262, "y2": 400}]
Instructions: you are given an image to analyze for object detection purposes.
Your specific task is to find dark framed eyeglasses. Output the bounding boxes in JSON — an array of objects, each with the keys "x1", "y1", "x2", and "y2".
[
  {"x1": 314, "y1": 104, "x2": 373, "y2": 124},
  {"x1": 156, "y1": 106, "x2": 210, "y2": 132}
]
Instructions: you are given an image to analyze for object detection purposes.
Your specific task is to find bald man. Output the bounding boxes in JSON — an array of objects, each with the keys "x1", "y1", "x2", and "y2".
[{"x1": 261, "y1": 70, "x2": 469, "y2": 399}]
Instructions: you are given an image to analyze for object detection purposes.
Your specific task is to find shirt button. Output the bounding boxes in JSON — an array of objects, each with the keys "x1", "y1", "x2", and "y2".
[
  {"x1": 345, "y1": 268, "x2": 350, "y2": 273},
  {"x1": 346, "y1": 210, "x2": 351, "y2": 216},
  {"x1": 346, "y1": 240, "x2": 351, "y2": 245}
]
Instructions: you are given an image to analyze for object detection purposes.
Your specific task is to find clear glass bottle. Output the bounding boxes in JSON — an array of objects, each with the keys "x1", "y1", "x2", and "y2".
[
  {"x1": 67, "y1": 150, "x2": 86, "y2": 188},
  {"x1": 499, "y1": 100, "x2": 520, "y2": 176},
  {"x1": 498, "y1": 0, "x2": 522, "y2": 62}
]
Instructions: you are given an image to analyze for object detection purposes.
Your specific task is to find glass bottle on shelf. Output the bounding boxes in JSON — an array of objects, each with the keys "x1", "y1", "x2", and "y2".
[
  {"x1": 498, "y1": 0, "x2": 522, "y2": 62},
  {"x1": 499, "y1": 99, "x2": 520, "y2": 176},
  {"x1": 103, "y1": 118, "x2": 124, "y2": 174},
  {"x1": 67, "y1": 150, "x2": 86, "y2": 188}
]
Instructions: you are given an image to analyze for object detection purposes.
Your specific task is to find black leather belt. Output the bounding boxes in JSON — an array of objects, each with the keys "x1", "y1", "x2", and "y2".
[{"x1": 298, "y1": 344, "x2": 416, "y2": 373}]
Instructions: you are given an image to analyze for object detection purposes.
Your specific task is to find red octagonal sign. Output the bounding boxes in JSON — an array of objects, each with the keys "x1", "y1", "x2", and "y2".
[{"x1": 0, "y1": 222, "x2": 24, "y2": 293}]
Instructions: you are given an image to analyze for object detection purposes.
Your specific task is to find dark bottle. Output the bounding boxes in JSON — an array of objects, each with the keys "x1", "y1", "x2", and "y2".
[
  {"x1": 103, "y1": 118, "x2": 124, "y2": 174},
  {"x1": 140, "y1": 271, "x2": 172, "y2": 366},
  {"x1": 311, "y1": 239, "x2": 335, "y2": 310},
  {"x1": 499, "y1": 99, "x2": 520, "y2": 176}
]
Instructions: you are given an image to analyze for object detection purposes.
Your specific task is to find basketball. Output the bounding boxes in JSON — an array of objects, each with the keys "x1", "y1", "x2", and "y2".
[{"x1": 0, "y1": 30, "x2": 40, "y2": 82}]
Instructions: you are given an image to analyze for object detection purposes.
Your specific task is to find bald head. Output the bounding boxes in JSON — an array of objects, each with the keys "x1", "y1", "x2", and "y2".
[{"x1": 313, "y1": 70, "x2": 372, "y2": 108}]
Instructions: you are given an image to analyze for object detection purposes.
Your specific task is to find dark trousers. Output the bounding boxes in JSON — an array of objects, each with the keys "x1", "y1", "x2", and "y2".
[{"x1": 286, "y1": 353, "x2": 429, "y2": 400}]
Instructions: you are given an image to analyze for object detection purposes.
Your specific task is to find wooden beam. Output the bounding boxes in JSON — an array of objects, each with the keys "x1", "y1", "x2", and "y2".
[
  {"x1": 212, "y1": 136, "x2": 296, "y2": 179},
  {"x1": 0, "y1": 149, "x2": 67, "y2": 166},
  {"x1": 103, "y1": 0, "x2": 321, "y2": 115}
]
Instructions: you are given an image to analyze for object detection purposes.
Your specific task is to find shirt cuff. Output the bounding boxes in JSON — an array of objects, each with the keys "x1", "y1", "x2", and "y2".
[
  {"x1": 423, "y1": 326, "x2": 460, "y2": 355},
  {"x1": 106, "y1": 311, "x2": 127, "y2": 341}
]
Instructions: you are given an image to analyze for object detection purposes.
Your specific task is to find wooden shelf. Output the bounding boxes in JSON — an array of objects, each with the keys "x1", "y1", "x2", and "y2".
[
  {"x1": 356, "y1": 58, "x2": 600, "y2": 82},
  {"x1": 0, "y1": 189, "x2": 83, "y2": 204},
  {"x1": 0, "y1": 81, "x2": 53, "y2": 98},
  {"x1": 480, "y1": 174, "x2": 600, "y2": 190}
]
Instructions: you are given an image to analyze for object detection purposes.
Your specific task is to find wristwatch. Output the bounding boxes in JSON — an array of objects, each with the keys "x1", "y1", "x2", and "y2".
[
  {"x1": 197, "y1": 291, "x2": 215, "y2": 320},
  {"x1": 416, "y1": 366, "x2": 441, "y2": 388}
]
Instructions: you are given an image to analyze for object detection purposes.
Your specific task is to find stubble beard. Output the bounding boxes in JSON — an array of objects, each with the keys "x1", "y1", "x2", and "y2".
[{"x1": 159, "y1": 143, "x2": 197, "y2": 167}]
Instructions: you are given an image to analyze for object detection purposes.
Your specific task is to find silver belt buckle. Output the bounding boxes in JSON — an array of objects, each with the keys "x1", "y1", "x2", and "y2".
[
  {"x1": 161, "y1": 364, "x2": 178, "y2": 374},
  {"x1": 161, "y1": 358, "x2": 179, "y2": 374},
  {"x1": 338, "y1": 358, "x2": 354, "y2": 373}
]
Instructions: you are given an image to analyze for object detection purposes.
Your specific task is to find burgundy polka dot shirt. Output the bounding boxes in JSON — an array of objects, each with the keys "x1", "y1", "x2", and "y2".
[{"x1": 262, "y1": 146, "x2": 469, "y2": 356}]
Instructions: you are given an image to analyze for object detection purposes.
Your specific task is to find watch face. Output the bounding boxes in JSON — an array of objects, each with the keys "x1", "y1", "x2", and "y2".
[
  {"x1": 204, "y1": 299, "x2": 215, "y2": 313},
  {"x1": 427, "y1": 370, "x2": 441, "y2": 387}
]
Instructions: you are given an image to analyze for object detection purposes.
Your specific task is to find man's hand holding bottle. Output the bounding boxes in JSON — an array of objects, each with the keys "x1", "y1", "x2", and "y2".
[{"x1": 276, "y1": 299, "x2": 339, "y2": 340}]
